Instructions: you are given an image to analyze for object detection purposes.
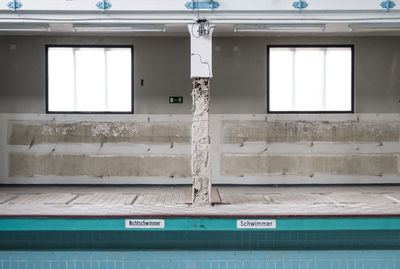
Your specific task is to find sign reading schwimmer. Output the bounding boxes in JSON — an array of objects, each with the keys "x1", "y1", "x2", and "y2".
[
  {"x1": 125, "y1": 219, "x2": 165, "y2": 229},
  {"x1": 237, "y1": 219, "x2": 276, "y2": 229}
]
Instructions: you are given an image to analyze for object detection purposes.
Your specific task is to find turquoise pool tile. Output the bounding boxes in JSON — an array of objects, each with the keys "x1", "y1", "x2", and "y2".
[
  {"x1": 295, "y1": 251, "x2": 315, "y2": 260},
  {"x1": 115, "y1": 261, "x2": 122, "y2": 269},
  {"x1": 66, "y1": 261, "x2": 74, "y2": 269},
  {"x1": 106, "y1": 253, "x2": 123, "y2": 261},
  {"x1": 339, "y1": 261, "x2": 347, "y2": 269},
  {"x1": 387, "y1": 262, "x2": 396, "y2": 269},
  {"x1": 82, "y1": 261, "x2": 90, "y2": 269},
  {"x1": 91, "y1": 253, "x2": 107, "y2": 261},
  {"x1": 26, "y1": 253, "x2": 43, "y2": 262},
  {"x1": 210, "y1": 262, "x2": 218, "y2": 269},
  {"x1": 378, "y1": 250, "x2": 398, "y2": 259},
  {"x1": 171, "y1": 262, "x2": 180, "y2": 269},
  {"x1": 307, "y1": 261, "x2": 315, "y2": 269},
  {"x1": 0, "y1": 253, "x2": 11, "y2": 260},
  {"x1": 347, "y1": 260, "x2": 355, "y2": 269},
  {"x1": 202, "y1": 251, "x2": 217, "y2": 261},
  {"x1": 235, "y1": 261, "x2": 243, "y2": 269},
  {"x1": 3, "y1": 261, "x2": 11, "y2": 269},
  {"x1": 123, "y1": 253, "x2": 139, "y2": 262},
  {"x1": 90, "y1": 262, "x2": 99, "y2": 269},
  {"x1": 147, "y1": 262, "x2": 158, "y2": 269},
  {"x1": 275, "y1": 261, "x2": 283, "y2": 269},
  {"x1": 56, "y1": 261, "x2": 67, "y2": 269},
  {"x1": 99, "y1": 261, "x2": 106, "y2": 269},
  {"x1": 299, "y1": 261, "x2": 307, "y2": 269},
  {"x1": 29, "y1": 262, "x2": 43, "y2": 269},
  {"x1": 243, "y1": 261, "x2": 251, "y2": 269},
  {"x1": 194, "y1": 262, "x2": 202, "y2": 269},
  {"x1": 218, "y1": 252, "x2": 235, "y2": 261},
  {"x1": 138, "y1": 262, "x2": 148, "y2": 269},
  {"x1": 106, "y1": 261, "x2": 114, "y2": 269},
  {"x1": 218, "y1": 262, "x2": 226, "y2": 269},
  {"x1": 160, "y1": 251, "x2": 177, "y2": 261},
  {"x1": 123, "y1": 262, "x2": 138, "y2": 269},
  {"x1": 316, "y1": 261, "x2": 330, "y2": 269},
  {"x1": 355, "y1": 261, "x2": 363, "y2": 269},
  {"x1": 183, "y1": 252, "x2": 202, "y2": 262},
  {"x1": 19, "y1": 261, "x2": 27, "y2": 269},
  {"x1": 58, "y1": 253, "x2": 75, "y2": 261},
  {"x1": 10, "y1": 253, "x2": 27, "y2": 260},
  {"x1": 314, "y1": 251, "x2": 332, "y2": 260},
  {"x1": 265, "y1": 251, "x2": 284, "y2": 261},
  {"x1": 283, "y1": 261, "x2": 291, "y2": 269},
  {"x1": 43, "y1": 261, "x2": 50, "y2": 269},
  {"x1": 291, "y1": 261, "x2": 299, "y2": 269},
  {"x1": 250, "y1": 251, "x2": 266, "y2": 261},
  {"x1": 203, "y1": 262, "x2": 210, "y2": 269},
  {"x1": 75, "y1": 261, "x2": 82, "y2": 269},
  {"x1": 330, "y1": 261, "x2": 340, "y2": 269},
  {"x1": 266, "y1": 261, "x2": 275, "y2": 269},
  {"x1": 74, "y1": 253, "x2": 90, "y2": 261},
  {"x1": 234, "y1": 252, "x2": 251, "y2": 261},
  {"x1": 226, "y1": 262, "x2": 234, "y2": 269}
]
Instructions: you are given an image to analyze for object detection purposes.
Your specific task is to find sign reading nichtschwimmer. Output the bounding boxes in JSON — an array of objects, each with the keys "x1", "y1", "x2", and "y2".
[
  {"x1": 125, "y1": 219, "x2": 165, "y2": 229},
  {"x1": 237, "y1": 219, "x2": 276, "y2": 229}
]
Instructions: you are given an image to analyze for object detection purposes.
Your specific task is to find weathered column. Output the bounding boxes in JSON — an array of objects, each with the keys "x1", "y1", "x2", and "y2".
[
  {"x1": 188, "y1": 21, "x2": 214, "y2": 206},
  {"x1": 192, "y1": 78, "x2": 211, "y2": 205}
]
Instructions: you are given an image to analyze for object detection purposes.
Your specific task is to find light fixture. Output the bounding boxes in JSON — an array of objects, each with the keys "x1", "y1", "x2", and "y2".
[
  {"x1": 0, "y1": 23, "x2": 49, "y2": 32},
  {"x1": 234, "y1": 24, "x2": 325, "y2": 33},
  {"x1": 73, "y1": 24, "x2": 165, "y2": 32},
  {"x1": 349, "y1": 23, "x2": 400, "y2": 32}
]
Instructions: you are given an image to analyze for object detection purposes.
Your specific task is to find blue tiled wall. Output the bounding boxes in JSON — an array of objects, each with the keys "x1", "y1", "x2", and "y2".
[
  {"x1": 2, "y1": 231, "x2": 400, "y2": 250},
  {"x1": 0, "y1": 251, "x2": 400, "y2": 269}
]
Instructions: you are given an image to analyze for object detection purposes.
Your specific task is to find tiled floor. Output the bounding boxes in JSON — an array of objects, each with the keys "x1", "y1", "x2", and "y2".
[{"x1": 0, "y1": 186, "x2": 400, "y2": 217}]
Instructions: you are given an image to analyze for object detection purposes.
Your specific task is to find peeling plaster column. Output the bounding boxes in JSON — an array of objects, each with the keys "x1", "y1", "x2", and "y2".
[
  {"x1": 188, "y1": 23, "x2": 214, "y2": 206},
  {"x1": 192, "y1": 78, "x2": 211, "y2": 205}
]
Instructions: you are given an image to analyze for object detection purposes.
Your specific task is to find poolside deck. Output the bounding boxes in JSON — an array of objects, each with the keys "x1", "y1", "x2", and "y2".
[{"x1": 0, "y1": 185, "x2": 400, "y2": 218}]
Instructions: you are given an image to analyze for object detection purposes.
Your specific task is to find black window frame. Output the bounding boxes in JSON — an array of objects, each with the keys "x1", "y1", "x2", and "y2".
[
  {"x1": 45, "y1": 44, "x2": 134, "y2": 114},
  {"x1": 267, "y1": 44, "x2": 354, "y2": 114}
]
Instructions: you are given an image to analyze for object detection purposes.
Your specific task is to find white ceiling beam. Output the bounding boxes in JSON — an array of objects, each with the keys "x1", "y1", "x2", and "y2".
[
  {"x1": 0, "y1": 0, "x2": 399, "y2": 26},
  {"x1": 0, "y1": 0, "x2": 398, "y2": 12}
]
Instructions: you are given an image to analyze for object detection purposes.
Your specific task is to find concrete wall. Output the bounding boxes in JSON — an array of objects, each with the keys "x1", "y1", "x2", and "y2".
[
  {"x1": 0, "y1": 36, "x2": 400, "y2": 114},
  {"x1": 1, "y1": 35, "x2": 400, "y2": 184},
  {"x1": 1, "y1": 113, "x2": 400, "y2": 184}
]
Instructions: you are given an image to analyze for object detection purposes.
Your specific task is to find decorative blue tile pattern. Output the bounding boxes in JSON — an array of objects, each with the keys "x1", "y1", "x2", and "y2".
[{"x1": 0, "y1": 251, "x2": 400, "y2": 269}]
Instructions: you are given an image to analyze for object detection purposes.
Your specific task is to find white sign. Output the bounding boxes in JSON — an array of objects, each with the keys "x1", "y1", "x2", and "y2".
[
  {"x1": 125, "y1": 219, "x2": 165, "y2": 229},
  {"x1": 237, "y1": 219, "x2": 276, "y2": 229}
]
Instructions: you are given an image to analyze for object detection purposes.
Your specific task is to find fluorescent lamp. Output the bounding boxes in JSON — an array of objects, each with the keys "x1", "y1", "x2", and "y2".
[
  {"x1": 234, "y1": 24, "x2": 325, "y2": 33},
  {"x1": 349, "y1": 23, "x2": 400, "y2": 32},
  {"x1": 0, "y1": 24, "x2": 49, "y2": 32},
  {"x1": 73, "y1": 24, "x2": 165, "y2": 33}
]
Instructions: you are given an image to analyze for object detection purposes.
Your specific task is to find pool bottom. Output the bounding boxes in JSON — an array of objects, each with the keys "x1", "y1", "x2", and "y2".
[{"x1": 0, "y1": 250, "x2": 399, "y2": 269}]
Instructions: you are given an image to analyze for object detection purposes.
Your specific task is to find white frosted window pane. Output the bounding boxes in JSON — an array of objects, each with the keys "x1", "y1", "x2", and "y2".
[
  {"x1": 325, "y1": 49, "x2": 352, "y2": 111},
  {"x1": 269, "y1": 47, "x2": 352, "y2": 112},
  {"x1": 269, "y1": 49, "x2": 293, "y2": 111},
  {"x1": 106, "y1": 49, "x2": 132, "y2": 112},
  {"x1": 294, "y1": 49, "x2": 324, "y2": 111},
  {"x1": 47, "y1": 47, "x2": 132, "y2": 113},
  {"x1": 48, "y1": 48, "x2": 75, "y2": 112},
  {"x1": 75, "y1": 48, "x2": 106, "y2": 111}
]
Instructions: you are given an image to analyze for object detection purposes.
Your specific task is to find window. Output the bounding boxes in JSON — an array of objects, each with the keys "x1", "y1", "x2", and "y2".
[
  {"x1": 267, "y1": 45, "x2": 353, "y2": 113},
  {"x1": 46, "y1": 45, "x2": 133, "y2": 113}
]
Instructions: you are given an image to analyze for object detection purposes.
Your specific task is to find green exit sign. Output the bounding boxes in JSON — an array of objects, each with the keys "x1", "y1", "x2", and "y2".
[{"x1": 169, "y1": 96, "x2": 183, "y2": 104}]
